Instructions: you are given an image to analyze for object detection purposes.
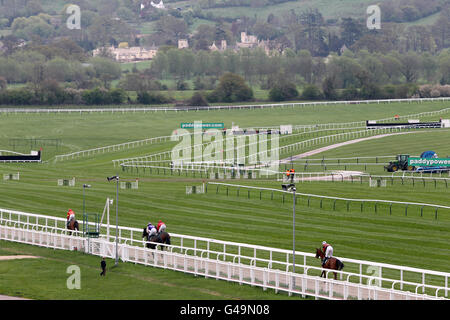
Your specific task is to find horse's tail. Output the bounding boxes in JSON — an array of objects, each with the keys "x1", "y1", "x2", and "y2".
[{"x1": 337, "y1": 259, "x2": 344, "y2": 271}]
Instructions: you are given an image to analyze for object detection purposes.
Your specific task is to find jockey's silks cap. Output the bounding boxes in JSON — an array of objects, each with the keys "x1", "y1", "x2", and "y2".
[{"x1": 68, "y1": 209, "x2": 74, "y2": 214}]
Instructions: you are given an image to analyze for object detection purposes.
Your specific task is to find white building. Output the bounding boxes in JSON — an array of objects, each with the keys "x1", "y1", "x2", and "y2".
[
  {"x1": 93, "y1": 46, "x2": 158, "y2": 62},
  {"x1": 178, "y1": 39, "x2": 189, "y2": 49}
]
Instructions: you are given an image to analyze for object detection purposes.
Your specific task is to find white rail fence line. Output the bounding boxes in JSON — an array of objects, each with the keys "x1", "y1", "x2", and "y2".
[
  {"x1": 0, "y1": 207, "x2": 449, "y2": 299},
  {"x1": 0, "y1": 97, "x2": 449, "y2": 114},
  {"x1": 116, "y1": 127, "x2": 419, "y2": 169},
  {"x1": 113, "y1": 127, "x2": 367, "y2": 167},
  {"x1": 1, "y1": 224, "x2": 445, "y2": 300},
  {"x1": 56, "y1": 126, "x2": 356, "y2": 164},
  {"x1": 208, "y1": 182, "x2": 450, "y2": 212},
  {"x1": 54, "y1": 135, "x2": 175, "y2": 162}
]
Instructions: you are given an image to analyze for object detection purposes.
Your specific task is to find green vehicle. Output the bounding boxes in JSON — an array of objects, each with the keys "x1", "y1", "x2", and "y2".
[{"x1": 384, "y1": 154, "x2": 415, "y2": 172}]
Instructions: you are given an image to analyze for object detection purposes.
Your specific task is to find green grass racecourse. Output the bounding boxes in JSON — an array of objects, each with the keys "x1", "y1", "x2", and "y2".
[{"x1": 0, "y1": 100, "x2": 449, "y2": 299}]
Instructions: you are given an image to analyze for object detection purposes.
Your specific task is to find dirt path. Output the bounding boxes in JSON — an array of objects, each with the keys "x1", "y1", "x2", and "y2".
[
  {"x1": 280, "y1": 131, "x2": 419, "y2": 163},
  {"x1": 0, "y1": 255, "x2": 40, "y2": 261},
  {"x1": 0, "y1": 295, "x2": 30, "y2": 300}
]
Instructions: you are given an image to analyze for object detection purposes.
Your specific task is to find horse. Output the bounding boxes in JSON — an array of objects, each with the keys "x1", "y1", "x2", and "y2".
[
  {"x1": 142, "y1": 228, "x2": 171, "y2": 250},
  {"x1": 67, "y1": 219, "x2": 79, "y2": 236},
  {"x1": 315, "y1": 248, "x2": 344, "y2": 280}
]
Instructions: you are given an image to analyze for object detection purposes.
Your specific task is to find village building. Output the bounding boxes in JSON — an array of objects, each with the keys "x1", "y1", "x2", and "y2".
[
  {"x1": 235, "y1": 32, "x2": 280, "y2": 56},
  {"x1": 93, "y1": 45, "x2": 158, "y2": 62},
  {"x1": 178, "y1": 39, "x2": 189, "y2": 49},
  {"x1": 209, "y1": 40, "x2": 227, "y2": 52}
]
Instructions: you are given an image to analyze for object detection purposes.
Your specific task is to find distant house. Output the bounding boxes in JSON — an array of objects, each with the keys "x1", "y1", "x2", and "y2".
[
  {"x1": 93, "y1": 45, "x2": 158, "y2": 62},
  {"x1": 236, "y1": 32, "x2": 258, "y2": 49},
  {"x1": 150, "y1": 0, "x2": 165, "y2": 9},
  {"x1": 339, "y1": 44, "x2": 350, "y2": 55},
  {"x1": 141, "y1": 0, "x2": 166, "y2": 10},
  {"x1": 178, "y1": 39, "x2": 189, "y2": 49},
  {"x1": 236, "y1": 32, "x2": 278, "y2": 56},
  {"x1": 209, "y1": 40, "x2": 227, "y2": 52}
]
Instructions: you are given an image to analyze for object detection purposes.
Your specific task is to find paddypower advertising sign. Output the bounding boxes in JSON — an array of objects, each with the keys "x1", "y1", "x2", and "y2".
[
  {"x1": 181, "y1": 123, "x2": 225, "y2": 129},
  {"x1": 408, "y1": 158, "x2": 450, "y2": 167}
]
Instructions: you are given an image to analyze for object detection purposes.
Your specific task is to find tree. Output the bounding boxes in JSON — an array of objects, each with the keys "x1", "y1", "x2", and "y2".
[
  {"x1": 322, "y1": 77, "x2": 337, "y2": 100},
  {"x1": 188, "y1": 92, "x2": 209, "y2": 106},
  {"x1": 210, "y1": 73, "x2": 253, "y2": 103},
  {"x1": 90, "y1": 57, "x2": 122, "y2": 88},
  {"x1": 340, "y1": 18, "x2": 364, "y2": 47},
  {"x1": 11, "y1": 14, "x2": 55, "y2": 41},
  {"x1": 0, "y1": 76, "x2": 7, "y2": 91},
  {"x1": 301, "y1": 84, "x2": 323, "y2": 100},
  {"x1": 269, "y1": 81, "x2": 298, "y2": 102},
  {"x1": 397, "y1": 52, "x2": 421, "y2": 83}
]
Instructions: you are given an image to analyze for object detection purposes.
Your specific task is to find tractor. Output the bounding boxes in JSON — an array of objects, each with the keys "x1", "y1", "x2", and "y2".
[{"x1": 384, "y1": 154, "x2": 415, "y2": 172}]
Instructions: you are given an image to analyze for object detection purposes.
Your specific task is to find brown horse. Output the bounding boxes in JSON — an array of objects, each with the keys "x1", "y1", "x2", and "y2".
[
  {"x1": 67, "y1": 219, "x2": 79, "y2": 235},
  {"x1": 315, "y1": 248, "x2": 344, "y2": 280},
  {"x1": 142, "y1": 228, "x2": 171, "y2": 250}
]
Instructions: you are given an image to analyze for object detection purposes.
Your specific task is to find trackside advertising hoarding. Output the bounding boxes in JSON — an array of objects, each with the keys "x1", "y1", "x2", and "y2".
[
  {"x1": 181, "y1": 123, "x2": 225, "y2": 129},
  {"x1": 408, "y1": 158, "x2": 450, "y2": 167}
]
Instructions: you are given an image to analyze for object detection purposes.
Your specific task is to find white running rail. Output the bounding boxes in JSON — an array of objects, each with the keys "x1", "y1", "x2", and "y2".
[{"x1": 0, "y1": 207, "x2": 448, "y2": 300}]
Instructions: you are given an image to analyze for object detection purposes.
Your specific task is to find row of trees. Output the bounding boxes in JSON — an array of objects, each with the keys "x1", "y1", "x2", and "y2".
[
  {"x1": 0, "y1": 82, "x2": 128, "y2": 105},
  {"x1": 0, "y1": 73, "x2": 254, "y2": 105},
  {"x1": 0, "y1": 38, "x2": 121, "y2": 88},
  {"x1": 148, "y1": 47, "x2": 450, "y2": 88},
  {"x1": 2, "y1": 72, "x2": 449, "y2": 106}
]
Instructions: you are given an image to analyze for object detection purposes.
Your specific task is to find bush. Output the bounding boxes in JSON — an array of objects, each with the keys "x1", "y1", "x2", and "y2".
[
  {"x1": 322, "y1": 77, "x2": 338, "y2": 100},
  {"x1": 188, "y1": 92, "x2": 209, "y2": 106},
  {"x1": 340, "y1": 87, "x2": 359, "y2": 100},
  {"x1": 0, "y1": 88, "x2": 34, "y2": 105},
  {"x1": 176, "y1": 80, "x2": 190, "y2": 91},
  {"x1": 211, "y1": 73, "x2": 253, "y2": 103},
  {"x1": 0, "y1": 77, "x2": 7, "y2": 91},
  {"x1": 301, "y1": 85, "x2": 323, "y2": 100},
  {"x1": 63, "y1": 88, "x2": 83, "y2": 105},
  {"x1": 137, "y1": 91, "x2": 170, "y2": 105},
  {"x1": 360, "y1": 83, "x2": 382, "y2": 100},
  {"x1": 268, "y1": 81, "x2": 299, "y2": 102},
  {"x1": 109, "y1": 88, "x2": 127, "y2": 104},
  {"x1": 418, "y1": 84, "x2": 450, "y2": 98}
]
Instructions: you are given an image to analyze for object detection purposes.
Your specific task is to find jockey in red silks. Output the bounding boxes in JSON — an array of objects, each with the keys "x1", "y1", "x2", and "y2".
[
  {"x1": 321, "y1": 241, "x2": 334, "y2": 267},
  {"x1": 157, "y1": 220, "x2": 166, "y2": 233},
  {"x1": 66, "y1": 209, "x2": 75, "y2": 227}
]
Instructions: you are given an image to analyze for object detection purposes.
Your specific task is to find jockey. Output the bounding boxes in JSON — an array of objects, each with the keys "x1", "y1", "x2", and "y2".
[
  {"x1": 321, "y1": 241, "x2": 334, "y2": 267},
  {"x1": 285, "y1": 170, "x2": 290, "y2": 182},
  {"x1": 157, "y1": 220, "x2": 166, "y2": 233},
  {"x1": 66, "y1": 209, "x2": 75, "y2": 227},
  {"x1": 146, "y1": 222, "x2": 157, "y2": 239}
]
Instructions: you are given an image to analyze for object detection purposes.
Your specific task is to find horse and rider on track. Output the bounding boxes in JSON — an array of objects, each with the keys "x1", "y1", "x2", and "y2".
[
  {"x1": 315, "y1": 241, "x2": 345, "y2": 280},
  {"x1": 65, "y1": 208, "x2": 171, "y2": 250},
  {"x1": 142, "y1": 220, "x2": 171, "y2": 250},
  {"x1": 66, "y1": 209, "x2": 79, "y2": 235}
]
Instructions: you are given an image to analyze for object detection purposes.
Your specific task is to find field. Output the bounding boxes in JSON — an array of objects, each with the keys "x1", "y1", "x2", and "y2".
[{"x1": 0, "y1": 100, "x2": 449, "y2": 299}]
